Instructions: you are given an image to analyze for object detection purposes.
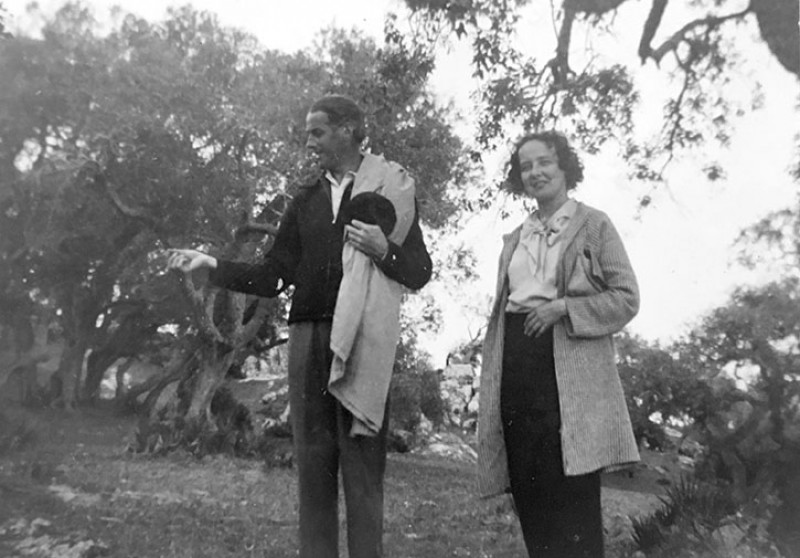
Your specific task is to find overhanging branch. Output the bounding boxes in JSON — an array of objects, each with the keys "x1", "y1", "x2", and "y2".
[
  {"x1": 638, "y1": 0, "x2": 669, "y2": 63},
  {"x1": 252, "y1": 336, "x2": 289, "y2": 354},
  {"x1": 552, "y1": 3, "x2": 577, "y2": 84},
  {"x1": 235, "y1": 222, "x2": 279, "y2": 238},
  {"x1": 82, "y1": 161, "x2": 158, "y2": 228},
  {"x1": 647, "y1": 7, "x2": 752, "y2": 65},
  {"x1": 105, "y1": 183, "x2": 152, "y2": 223}
]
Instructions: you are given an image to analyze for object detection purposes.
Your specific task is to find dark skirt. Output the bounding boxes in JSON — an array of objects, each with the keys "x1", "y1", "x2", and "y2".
[{"x1": 501, "y1": 313, "x2": 604, "y2": 558}]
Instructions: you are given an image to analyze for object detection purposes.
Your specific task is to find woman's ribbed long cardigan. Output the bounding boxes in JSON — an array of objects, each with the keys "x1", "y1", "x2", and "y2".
[{"x1": 477, "y1": 202, "x2": 641, "y2": 498}]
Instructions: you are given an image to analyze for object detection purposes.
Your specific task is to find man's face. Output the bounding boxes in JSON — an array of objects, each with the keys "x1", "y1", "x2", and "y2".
[{"x1": 305, "y1": 111, "x2": 352, "y2": 172}]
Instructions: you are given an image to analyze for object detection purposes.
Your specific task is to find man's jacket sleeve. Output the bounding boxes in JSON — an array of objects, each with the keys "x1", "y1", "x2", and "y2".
[
  {"x1": 376, "y1": 206, "x2": 431, "y2": 291},
  {"x1": 208, "y1": 199, "x2": 300, "y2": 298}
]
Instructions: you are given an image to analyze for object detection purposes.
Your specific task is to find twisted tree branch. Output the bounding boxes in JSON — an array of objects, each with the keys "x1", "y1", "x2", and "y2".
[
  {"x1": 553, "y1": 3, "x2": 577, "y2": 84},
  {"x1": 647, "y1": 7, "x2": 752, "y2": 65},
  {"x1": 179, "y1": 271, "x2": 224, "y2": 344},
  {"x1": 237, "y1": 298, "x2": 271, "y2": 346},
  {"x1": 234, "y1": 222, "x2": 279, "y2": 238},
  {"x1": 251, "y1": 336, "x2": 289, "y2": 354},
  {"x1": 638, "y1": 0, "x2": 669, "y2": 63}
]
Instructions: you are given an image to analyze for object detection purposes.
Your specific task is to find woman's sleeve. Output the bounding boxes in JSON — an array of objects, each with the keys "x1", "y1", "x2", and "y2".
[
  {"x1": 564, "y1": 218, "x2": 639, "y2": 337},
  {"x1": 208, "y1": 200, "x2": 300, "y2": 298}
]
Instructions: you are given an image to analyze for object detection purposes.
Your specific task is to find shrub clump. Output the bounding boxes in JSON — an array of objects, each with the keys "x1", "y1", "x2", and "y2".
[
  {"x1": 0, "y1": 411, "x2": 37, "y2": 455},
  {"x1": 631, "y1": 474, "x2": 784, "y2": 557},
  {"x1": 129, "y1": 386, "x2": 290, "y2": 465}
]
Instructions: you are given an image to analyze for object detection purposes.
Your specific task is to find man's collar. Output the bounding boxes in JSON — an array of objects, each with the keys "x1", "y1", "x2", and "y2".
[
  {"x1": 324, "y1": 169, "x2": 356, "y2": 188},
  {"x1": 323, "y1": 152, "x2": 365, "y2": 185}
]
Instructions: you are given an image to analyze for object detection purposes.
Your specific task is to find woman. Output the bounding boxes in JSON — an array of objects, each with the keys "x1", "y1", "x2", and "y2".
[{"x1": 477, "y1": 131, "x2": 640, "y2": 558}]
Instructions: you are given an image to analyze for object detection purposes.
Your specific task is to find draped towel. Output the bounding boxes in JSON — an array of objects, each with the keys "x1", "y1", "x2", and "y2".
[{"x1": 329, "y1": 152, "x2": 416, "y2": 436}]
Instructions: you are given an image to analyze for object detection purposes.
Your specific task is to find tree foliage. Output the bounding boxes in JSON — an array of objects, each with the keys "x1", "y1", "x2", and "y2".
[
  {"x1": 616, "y1": 332, "x2": 710, "y2": 450},
  {"x1": 0, "y1": 3, "x2": 470, "y2": 438},
  {"x1": 0, "y1": 2, "x2": 9, "y2": 39},
  {"x1": 736, "y1": 196, "x2": 800, "y2": 281},
  {"x1": 616, "y1": 276, "x2": 800, "y2": 556},
  {"x1": 403, "y1": 0, "x2": 799, "y2": 185}
]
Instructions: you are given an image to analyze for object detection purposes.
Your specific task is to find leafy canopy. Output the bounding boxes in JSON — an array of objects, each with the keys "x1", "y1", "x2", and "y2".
[{"x1": 403, "y1": 0, "x2": 799, "y2": 187}]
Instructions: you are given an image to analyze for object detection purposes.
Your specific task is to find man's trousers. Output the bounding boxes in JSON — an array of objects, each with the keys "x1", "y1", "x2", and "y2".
[{"x1": 288, "y1": 321, "x2": 388, "y2": 558}]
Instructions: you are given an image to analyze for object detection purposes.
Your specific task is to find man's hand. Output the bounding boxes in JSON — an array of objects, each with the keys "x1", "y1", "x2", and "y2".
[
  {"x1": 166, "y1": 249, "x2": 218, "y2": 273},
  {"x1": 344, "y1": 220, "x2": 389, "y2": 261},
  {"x1": 524, "y1": 299, "x2": 567, "y2": 337}
]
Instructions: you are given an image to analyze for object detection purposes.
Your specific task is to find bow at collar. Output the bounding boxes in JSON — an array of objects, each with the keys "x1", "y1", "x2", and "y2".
[{"x1": 520, "y1": 213, "x2": 570, "y2": 247}]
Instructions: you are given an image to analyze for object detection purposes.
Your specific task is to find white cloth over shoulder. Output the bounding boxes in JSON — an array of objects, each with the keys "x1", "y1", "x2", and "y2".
[{"x1": 329, "y1": 152, "x2": 416, "y2": 436}]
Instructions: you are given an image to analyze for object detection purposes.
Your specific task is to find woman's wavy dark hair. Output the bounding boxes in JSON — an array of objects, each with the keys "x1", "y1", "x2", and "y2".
[{"x1": 504, "y1": 131, "x2": 584, "y2": 194}]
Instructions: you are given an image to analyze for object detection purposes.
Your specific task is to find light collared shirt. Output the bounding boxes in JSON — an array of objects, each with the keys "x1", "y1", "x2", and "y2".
[
  {"x1": 506, "y1": 199, "x2": 577, "y2": 312},
  {"x1": 325, "y1": 170, "x2": 356, "y2": 222}
]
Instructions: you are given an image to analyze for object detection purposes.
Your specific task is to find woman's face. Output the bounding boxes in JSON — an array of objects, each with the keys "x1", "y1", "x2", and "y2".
[{"x1": 517, "y1": 140, "x2": 568, "y2": 202}]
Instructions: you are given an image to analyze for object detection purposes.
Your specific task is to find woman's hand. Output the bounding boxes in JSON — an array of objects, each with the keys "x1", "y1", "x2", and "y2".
[
  {"x1": 524, "y1": 299, "x2": 567, "y2": 337},
  {"x1": 166, "y1": 249, "x2": 217, "y2": 273}
]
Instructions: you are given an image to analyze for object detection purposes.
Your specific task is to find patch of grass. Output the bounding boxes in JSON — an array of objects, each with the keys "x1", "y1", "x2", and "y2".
[{"x1": 0, "y1": 404, "x2": 660, "y2": 557}]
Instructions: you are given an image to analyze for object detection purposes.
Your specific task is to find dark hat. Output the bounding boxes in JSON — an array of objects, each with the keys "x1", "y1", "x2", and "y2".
[{"x1": 341, "y1": 192, "x2": 397, "y2": 236}]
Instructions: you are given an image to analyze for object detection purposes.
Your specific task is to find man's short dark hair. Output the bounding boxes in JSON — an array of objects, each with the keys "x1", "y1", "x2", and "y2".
[
  {"x1": 310, "y1": 95, "x2": 367, "y2": 144},
  {"x1": 505, "y1": 130, "x2": 584, "y2": 194}
]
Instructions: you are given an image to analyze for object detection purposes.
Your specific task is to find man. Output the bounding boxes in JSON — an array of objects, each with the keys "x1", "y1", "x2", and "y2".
[{"x1": 167, "y1": 95, "x2": 431, "y2": 558}]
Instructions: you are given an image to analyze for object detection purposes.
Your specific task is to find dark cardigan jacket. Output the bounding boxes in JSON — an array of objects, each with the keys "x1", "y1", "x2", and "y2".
[{"x1": 209, "y1": 174, "x2": 432, "y2": 324}]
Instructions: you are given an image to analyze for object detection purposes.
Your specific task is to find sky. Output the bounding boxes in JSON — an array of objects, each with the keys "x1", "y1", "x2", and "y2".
[{"x1": 4, "y1": 0, "x2": 798, "y2": 365}]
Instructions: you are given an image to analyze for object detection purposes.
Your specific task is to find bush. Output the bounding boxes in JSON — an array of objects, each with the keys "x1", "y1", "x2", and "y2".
[
  {"x1": 0, "y1": 411, "x2": 37, "y2": 455},
  {"x1": 389, "y1": 335, "x2": 443, "y2": 433},
  {"x1": 130, "y1": 386, "x2": 277, "y2": 459},
  {"x1": 390, "y1": 368, "x2": 445, "y2": 431},
  {"x1": 419, "y1": 368, "x2": 445, "y2": 426},
  {"x1": 616, "y1": 333, "x2": 713, "y2": 451},
  {"x1": 631, "y1": 474, "x2": 784, "y2": 558},
  {"x1": 771, "y1": 442, "x2": 800, "y2": 556},
  {"x1": 389, "y1": 370, "x2": 423, "y2": 432}
]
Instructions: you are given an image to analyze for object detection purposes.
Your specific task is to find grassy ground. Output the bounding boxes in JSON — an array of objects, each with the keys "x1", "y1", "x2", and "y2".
[{"x1": 0, "y1": 404, "x2": 667, "y2": 558}]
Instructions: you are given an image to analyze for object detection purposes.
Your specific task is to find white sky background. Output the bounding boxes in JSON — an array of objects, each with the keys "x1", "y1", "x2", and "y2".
[{"x1": 5, "y1": 0, "x2": 799, "y2": 365}]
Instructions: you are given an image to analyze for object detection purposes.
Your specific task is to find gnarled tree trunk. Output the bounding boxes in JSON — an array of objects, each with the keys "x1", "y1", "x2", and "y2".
[
  {"x1": 54, "y1": 335, "x2": 89, "y2": 411},
  {"x1": 131, "y1": 231, "x2": 275, "y2": 454},
  {"x1": 182, "y1": 342, "x2": 238, "y2": 427}
]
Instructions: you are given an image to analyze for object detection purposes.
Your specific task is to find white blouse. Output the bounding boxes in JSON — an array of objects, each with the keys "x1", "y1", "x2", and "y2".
[{"x1": 506, "y1": 199, "x2": 577, "y2": 312}]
